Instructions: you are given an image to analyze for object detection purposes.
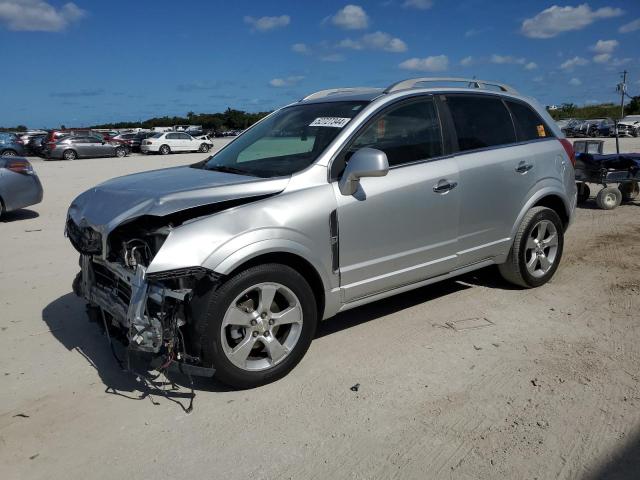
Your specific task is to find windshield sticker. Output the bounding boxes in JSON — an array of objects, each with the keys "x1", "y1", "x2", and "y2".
[
  {"x1": 537, "y1": 124, "x2": 546, "y2": 137},
  {"x1": 309, "y1": 117, "x2": 351, "y2": 128}
]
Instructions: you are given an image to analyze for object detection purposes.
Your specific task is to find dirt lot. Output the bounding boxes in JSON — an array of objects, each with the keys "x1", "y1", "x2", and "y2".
[{"x1": 1, "y1": 137, "x2": 639, "y2": 480}]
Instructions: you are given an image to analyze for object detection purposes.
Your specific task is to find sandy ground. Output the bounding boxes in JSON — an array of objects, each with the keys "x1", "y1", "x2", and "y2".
[{"x1": 1, "y1": 137, "x2": 639, "y2": 480}]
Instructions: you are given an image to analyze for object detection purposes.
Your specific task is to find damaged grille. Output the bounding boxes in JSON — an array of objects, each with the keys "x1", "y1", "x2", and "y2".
[
  {"x1": 92, "y1": 261, "x2": 132, "y2": 305},
  {"x1": 66, "y1": 217, "x2": 102, "y2": 255}
]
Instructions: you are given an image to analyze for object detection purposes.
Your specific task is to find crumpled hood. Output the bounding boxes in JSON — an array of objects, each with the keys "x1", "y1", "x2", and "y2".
[{"x1": 67, "y1": 165, "x2": 290, "y2": 235}]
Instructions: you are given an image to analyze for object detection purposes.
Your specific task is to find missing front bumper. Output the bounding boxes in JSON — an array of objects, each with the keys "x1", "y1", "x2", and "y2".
[{"x1": 75, "y1": 255, "x2": 191, "y2": 354}]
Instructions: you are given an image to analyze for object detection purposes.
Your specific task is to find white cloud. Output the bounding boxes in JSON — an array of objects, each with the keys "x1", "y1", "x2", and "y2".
[
  {"x1": 593, "y1": 53, "x2": 611, "y2": 63},
  {"x1": 321, "y1": 53, "x2": 345, "y2": 62},
  {"x1": 269, "y1": 75, "x2": 304, "y2": 87},
  {"x1": 331, "y1": 4, "x2": 369, "y2": 30},
  {"x1": 560, "y1": 56, "x2": 589, "y2": 70},
  {"x1": 533, "y1": 75, "x2": 544, "y2": 83},
  {"x1": 0, "y1": 0, "x2": 86, "y2": 32},
  {"x1": 460, "y1": 56, "x2": 474, "y2": 67},
  {"x1": 338, "y1": 38, "x2": 362, "y2": 50},
  {"x1": 590, "y1": 39, "x2": 618, "y2": 53},
  {"x1": 464, "y1": 27, "x2": 490, "y2": 38},
  {"x1": 491, "y1": 54, "x2": 526, "y2": 65},
  {"x1": 524, "y1": 62, "x2": 538, "y2": 70},
  {"x1": 521, "y1": 4, "x2": 624, "y2": 39},
  {"x1": 244, "y1": 15, "x2": 290, "y2": 32},
  {"x1": 611, "y1": 57, "x2": 631, "y2": 66},
  {"x1": 619, "y1": 18, "x2": 640, "y2": 33},
  {"x1": 402, "y1": 0, "x2": 433, "y2": 10},
  {"x1": 291, "y1": 43, "x2": 310, "y2": 54},
  {"x1": 569, "y1": 77, "x2": 582, "y2": 86},
  {"x1": 399, "y1": 55, "x2": 449, "y2": 72},
  {"x1": 339, "y1": 31, "x2": 407, "y2": 52}
]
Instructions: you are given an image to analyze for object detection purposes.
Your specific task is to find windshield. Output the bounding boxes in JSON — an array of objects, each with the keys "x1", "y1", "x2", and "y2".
[{"x1": 201, "y1": 101, "x2": 367, "y2": 177}]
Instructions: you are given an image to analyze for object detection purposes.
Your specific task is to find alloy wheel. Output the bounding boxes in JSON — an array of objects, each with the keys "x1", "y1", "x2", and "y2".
[
  {"x1": 220, "y1": 282, "x2": 303, "y2": 372},
  {"x1": 524, "y1": 220, "x2": 558, "y2": 278}
]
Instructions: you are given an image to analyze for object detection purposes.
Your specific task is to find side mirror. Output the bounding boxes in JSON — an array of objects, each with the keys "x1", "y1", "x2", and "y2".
[{"x1": 338, "y1": 147, "x2": 389, "y2": 196}]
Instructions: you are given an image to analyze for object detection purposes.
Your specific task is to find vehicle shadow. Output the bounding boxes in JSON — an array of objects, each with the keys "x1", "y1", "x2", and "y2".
[
  {"x1": 0, "y1": 208, "x2": 39, "y2": 222},
  {"x1": 42, "y1": 266, "x2": 513, "y2": 401},
  {"x1": 317, "y1": 265, "x2": 515, "y2": 339},
  {"x1": 583, "y1": 427, "x2": 640, "y2": 479},
  {"x1": 42, "y1": 293, "x2": 232, "y2": 412}
]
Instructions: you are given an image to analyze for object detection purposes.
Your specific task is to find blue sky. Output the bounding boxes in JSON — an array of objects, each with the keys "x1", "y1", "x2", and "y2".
[{"x1": 1, "y1": 0, "x2": 639, "y2": 127}]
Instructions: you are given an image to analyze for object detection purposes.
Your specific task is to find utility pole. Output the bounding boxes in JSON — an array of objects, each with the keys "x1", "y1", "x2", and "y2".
[{"x1": 617, "y1": 70, "x2": 628, "y2": 119}]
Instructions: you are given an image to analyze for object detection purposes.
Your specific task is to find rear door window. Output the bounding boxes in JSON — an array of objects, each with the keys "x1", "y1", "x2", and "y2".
[
  {"x1": 506, "y1": 100, "x2": 552, "y2": 141},
  {"x1": 444, "y1": 95, "x2": 516, "y2": 152}
]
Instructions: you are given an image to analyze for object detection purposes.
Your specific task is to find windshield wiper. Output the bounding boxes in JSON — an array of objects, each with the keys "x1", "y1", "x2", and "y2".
[{"x1": 205, "y1": 165, "x2": 255, "y2": 176}]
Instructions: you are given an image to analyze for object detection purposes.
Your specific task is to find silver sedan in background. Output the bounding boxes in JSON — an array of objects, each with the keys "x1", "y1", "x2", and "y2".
[
  {"x1": 0, "y1": 157, "x2": 43, "y2": 218},
  {"x1": 44, "y1": 134, "x2": 128, "y2": 161}
]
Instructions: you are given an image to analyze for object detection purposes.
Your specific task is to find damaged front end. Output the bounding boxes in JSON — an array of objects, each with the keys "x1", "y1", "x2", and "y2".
[{"x1": 68, "y1": 215, "x2": 219, "y2": 376}]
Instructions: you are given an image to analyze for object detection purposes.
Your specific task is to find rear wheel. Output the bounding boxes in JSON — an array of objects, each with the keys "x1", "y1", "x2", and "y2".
[
  {"x1": 200, "y1": 263, "x2": 317, "y2": 389},
  {"x1": 1, "y1": 149, "x2": 17, "y2": 157},
  {"x1": 596, "y1": 186, "x2": 622, "y2": 210},
  {"x1": 577, "y1": 183, "x2": 590, "y2": 203},
  {"x1": 159, "y1": 144, "x2": 171, "y2": 155},
  {"x1": 63, "y1": 149, "x2": 77, "y2": 160},
  {"x1": 619, "y1": 182, "x2": 639, "y2": 202},
  {"x1": 499, "y1": 207, "x2": 564, "y2": 288}
]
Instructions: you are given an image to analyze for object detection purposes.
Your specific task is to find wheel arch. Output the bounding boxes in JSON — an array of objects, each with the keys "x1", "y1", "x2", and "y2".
[
  {"x1": 216, "y1": 249, "x2": 328, "y2": 320},
  {"x1": 533, "y1": 194, "x2": 570, "y2": 230}
]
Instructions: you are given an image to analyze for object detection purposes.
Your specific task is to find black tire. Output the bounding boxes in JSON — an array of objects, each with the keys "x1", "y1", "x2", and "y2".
[
  {"x1": 0, "y1": 197, "x2": 5, "y2": 220},
  {"x1": 1, "y1": 149, "x2": 17, "y2": 157},
  {"x1": 159, "y1": 145, "x2": 171, "y2": 155},
  {"x1": 577, "y1": 183, "x2": 590, "y2": 203},
  {"x1": 63, "y1": 149, "x2": 77, "y2": 160},
  {"x1": 115, "y1": 147, "x2": 127, "y2": 158},
  {"x1": 596, "y1": 186, "x2": 622, "y2": 210},
  {"x1": 199, "y1": 143, "x2": 210, "y2": 153},
  {"x1": 619, "y1": 182, "x2": 639, "y2": 202},
  {"x1": 199, "y1": 263, "x2": 318, "y2": 389},
  {"x1": 498, "y1": 207, "x2": 564, "y2": 288}
]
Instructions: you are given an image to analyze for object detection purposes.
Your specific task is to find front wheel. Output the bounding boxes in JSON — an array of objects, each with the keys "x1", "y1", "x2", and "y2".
[
  {"x1": 199, "y1": 263, "x2": 318, "y2": 389},
  {"x1": 198, "y1": 143, "x2": 210, "y2": 153},
  {"x1": 596, "y1": 186, "x2": 622, "y2": 210},
  {"x1": 115, "y1": 147, "x2": 127, "y2": 158},
  {"x1": 498, "y1": 207, "x2": 564, "y2": 288},
  {"x1": 1, "y1": 149, "x2": 17, "y2": 156}
]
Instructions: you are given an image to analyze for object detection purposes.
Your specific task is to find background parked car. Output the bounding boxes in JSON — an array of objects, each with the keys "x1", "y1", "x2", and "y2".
[
  {"x1": 140, "y1": 132, "x2": 211, "y2": 154},
  {"x1": 45, "y1": 128, "x2": 93, "y2": 144},
  {"x1": 0, "y1": 156, "x2": 43, "y2": 218},
  {"x1": 615, "y1": 115, "x2": 640, "y2": 137},
  {"x1": 26, "y1": 134, "x2": 47, "y2": 156},
  {"x1": 110, "y1": 133, "x2": 141, "y2": 151},
  {"x1": 0, "y1": 132, "x2": 26, "y2": 156},
  {"x1": 43, "y1": 134, "x2": 128, "y2": 160}
]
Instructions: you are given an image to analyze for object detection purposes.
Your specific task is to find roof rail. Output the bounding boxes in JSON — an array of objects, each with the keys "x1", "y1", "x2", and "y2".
[
  {"x1": 300, "y1": 87, "x2": 382, "y2": 101},
  {"x1": 384, "y1": 77, "x2": 518, "y2": 94}
]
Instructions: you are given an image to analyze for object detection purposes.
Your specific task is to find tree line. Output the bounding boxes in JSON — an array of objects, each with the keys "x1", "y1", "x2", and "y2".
[
  {"x1": 548, "y1": 96, "x2": 640, "y2": 120},
  {"x1": 91, "y1": 108, "x2": 271, "y2": 131}
]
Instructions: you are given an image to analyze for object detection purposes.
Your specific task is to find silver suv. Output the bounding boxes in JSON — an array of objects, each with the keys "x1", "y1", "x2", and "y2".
[{"x1": 67, "y1": 77, "x2": 577, "y2": 388}]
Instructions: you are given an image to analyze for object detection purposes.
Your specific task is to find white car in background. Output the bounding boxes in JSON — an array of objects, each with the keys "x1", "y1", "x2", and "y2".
[{"x1": 141, "y1": 132, "x2": 213, "y2": 155}]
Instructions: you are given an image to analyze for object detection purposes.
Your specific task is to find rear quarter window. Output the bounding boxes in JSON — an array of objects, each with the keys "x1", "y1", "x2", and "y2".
[
  {"x1": 445, "y1": 95, "x2": 516, "y2": 152},
  {"x1": 506, "y1": 100, "x2": 553, "y2": 142}
]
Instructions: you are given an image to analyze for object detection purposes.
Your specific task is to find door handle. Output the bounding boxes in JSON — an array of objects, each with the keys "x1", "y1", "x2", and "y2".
[
  {"x1": 433, "y1": 180, "x2": 458, "y2": 193},
  {"x1": 516, "y1": 163, "x2": 533, "y2": 173}
]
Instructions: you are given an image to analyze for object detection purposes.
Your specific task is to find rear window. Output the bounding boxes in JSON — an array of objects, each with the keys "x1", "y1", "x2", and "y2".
[
  {"x1": 445, "y1": 95, "x2": 516, "y2": 152},
  {"x1": 506, "y1": 100, "x2": 553, "y2": 141}
]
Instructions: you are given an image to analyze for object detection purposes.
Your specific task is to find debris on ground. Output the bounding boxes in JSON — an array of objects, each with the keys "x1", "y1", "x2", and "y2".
[{"x1": 350, "y1": 383, "x2": 360, "y2": 392}]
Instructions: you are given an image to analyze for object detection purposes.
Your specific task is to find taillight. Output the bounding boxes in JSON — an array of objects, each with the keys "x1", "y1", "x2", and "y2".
[
  {"x1": 5, "y1": 159, "x2": 33, "y2": 175},
  {"x1": 144, "y1": 140, "x2": 152, "y2": 145},
  {"x1": 559, "y1": 138, "x2": 575, "y2": 167}
]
